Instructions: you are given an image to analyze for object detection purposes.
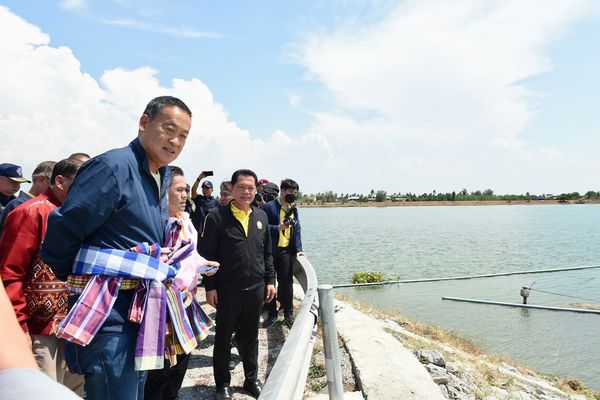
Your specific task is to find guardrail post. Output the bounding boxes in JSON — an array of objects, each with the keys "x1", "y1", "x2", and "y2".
[{"x1": 317, "y1": 284, "x2": 344, "y2": 400}]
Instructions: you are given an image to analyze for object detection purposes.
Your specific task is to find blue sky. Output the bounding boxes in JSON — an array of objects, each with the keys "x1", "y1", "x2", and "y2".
[{"x1": 1, "y1": 0, "x2": 599, "y2": 195}]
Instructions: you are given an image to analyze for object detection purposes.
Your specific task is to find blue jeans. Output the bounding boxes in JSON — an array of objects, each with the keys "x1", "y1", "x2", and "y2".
[{"x1": 65, "y1": 333, "x2": 147, "y2": 400}]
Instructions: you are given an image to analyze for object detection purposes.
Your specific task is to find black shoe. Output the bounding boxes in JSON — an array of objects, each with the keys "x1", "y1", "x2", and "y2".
[
  {"x1": 214, "y1": 385, "x2": 232, "y2": 400},
  {"x1": 228, "y1": 360, "x2": 236, "y2": 370},
  {"x1": 243, "y1": 379, "x2": 263, "y2": 398},
  {"x1": 262, "y1": 315, "x2": 277, "y2": 329},
  {"x1": 284, "y1": 314, "x2": 295, "y2": 328}
]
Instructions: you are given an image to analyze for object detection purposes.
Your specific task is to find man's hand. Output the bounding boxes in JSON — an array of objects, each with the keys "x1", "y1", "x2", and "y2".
[
  {"x1": 206, "y1": 289, "x2": 218, "y2": 308},
  {"x1": 278, "y1": 222, "x2": 289, "y2": 231},
  {"x1": 202, "y1": 260, "x2": 220, "y2": 276},
  {"x1": 265, "y1": 284, "x2": 276, "y2": 303},
  {"x1": 297, "y1": 251, "x2": 306, "y2": 258},
  {"x1": 196, "y1": 171, "x2": 207, "y2": 182}
]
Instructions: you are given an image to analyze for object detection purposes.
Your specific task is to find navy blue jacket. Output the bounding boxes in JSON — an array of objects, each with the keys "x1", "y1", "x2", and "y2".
[
  {"x1": 40, "y1": 138, "x2": 171, "y2": 334},
  {"x1": 0, "y1": 191, "x2": 33, "y2": 237},
  {"x1": 261, "y1": 199, "x2": 303, "y2": 255}
]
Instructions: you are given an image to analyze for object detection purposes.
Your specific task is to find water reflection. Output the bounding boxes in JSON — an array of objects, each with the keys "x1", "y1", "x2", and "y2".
[{"x1": 301, "y1": 205, "x2": 600, "y2": 389}]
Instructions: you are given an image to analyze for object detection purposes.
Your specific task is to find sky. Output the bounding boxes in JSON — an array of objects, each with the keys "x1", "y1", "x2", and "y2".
[{"x1": 0, "y1": 0, "x2": 599, "y2": 195}]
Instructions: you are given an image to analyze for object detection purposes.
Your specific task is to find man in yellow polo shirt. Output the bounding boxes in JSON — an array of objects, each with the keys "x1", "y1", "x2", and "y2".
[
  {"x1": 199, "y1": 169, "x2": 276, "y2": 400},
  {"x1": 261, "y1": 178, "x2": 306, "y2": 329}
]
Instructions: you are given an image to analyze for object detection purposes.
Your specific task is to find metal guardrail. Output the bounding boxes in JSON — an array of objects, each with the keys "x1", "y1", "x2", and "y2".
[
  {"x1": 259, "y1": 255, "x2": 319, "y2": 400},
  {"x1": 317, "y1": 284, "x2": 344, "y2": 400}
]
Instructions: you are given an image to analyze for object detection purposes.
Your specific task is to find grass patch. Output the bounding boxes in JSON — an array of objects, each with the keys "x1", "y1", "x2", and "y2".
[
  {"x1": 475, "y1": 361, "x2": 515, "y2": 389},
  {"x1": 335, "y1": 292, "x2": 485, "y2": 357},
  {"x1": 351, "y1": 271, "x2": 387, "y2": 284},
  {"x1": 558, "y1": 378, "x2": 600, "y2": 399}
]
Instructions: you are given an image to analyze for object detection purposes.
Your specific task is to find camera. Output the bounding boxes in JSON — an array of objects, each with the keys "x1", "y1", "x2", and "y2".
[
  {"x1": 282, "y1": 205, "x2": 298, "y2": 227},
  {"x1": 254, "y1": 193, "x2": 265, "y2": 203}
]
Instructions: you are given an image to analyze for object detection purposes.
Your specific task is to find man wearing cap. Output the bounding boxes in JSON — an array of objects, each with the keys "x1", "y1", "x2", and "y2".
[
  {"x1": 261, "y1": 178, "x2": 305, "y2": 329},
  {"x1": 191, "y1": 177, "x2": 218, "y2": 231},
  {"x1": 0, "y1": 161, "x2": 56, "y2": 235},
  {"x1": 261, "y1": 182, "x2": 279, "y2": 203},
  {"x1": 0, "y1": 163, "x2": 31, "y2": 213},
  {"x1": 257, "y1": 179, "x2": 269, "y2": 195}
]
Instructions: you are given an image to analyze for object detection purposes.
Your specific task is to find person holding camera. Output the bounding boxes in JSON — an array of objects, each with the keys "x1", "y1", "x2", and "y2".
[
  {"x1": 190, "y1": 170, "x2": 218, "y2": 230},
  {"x1": 253, "y1": 182, "x2": 279, "y2": 207},
  {"x1": 261, "y1": 178, "x2": 305, "y2": 328}
]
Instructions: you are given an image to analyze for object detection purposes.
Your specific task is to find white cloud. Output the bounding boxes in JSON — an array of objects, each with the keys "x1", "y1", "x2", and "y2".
[
  {"x1": 288, "y1": 94, "x2": 301, "y2": 107},
  {"x1": 292, "y1": 0, "x2": 599, "y2": 193},
  {"x1": 101, "y1": 18, "x2": 223, "y2": 39},
  {"x1": 1, "y1": 3, "x2": 599, "y2": 196},
  {"x1": 60, "y1": 0, "x2": 87, "y2": 10},
  {"x1": 0, "y1": 5, "x2": 331, "y2": 193}
]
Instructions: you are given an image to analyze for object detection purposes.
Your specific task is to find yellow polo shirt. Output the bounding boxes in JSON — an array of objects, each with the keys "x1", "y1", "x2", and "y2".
[
  {"x1": 231, "y1": 202, "x2": 252, "y2": 236},
  {"x1": 278, "y1": 204, "x2": 294, "y2": 248}
]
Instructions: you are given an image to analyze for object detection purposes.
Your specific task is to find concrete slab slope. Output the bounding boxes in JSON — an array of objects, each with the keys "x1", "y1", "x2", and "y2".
[{"x1": 335, "y1": 301, "x2": 445, "y2": 400}]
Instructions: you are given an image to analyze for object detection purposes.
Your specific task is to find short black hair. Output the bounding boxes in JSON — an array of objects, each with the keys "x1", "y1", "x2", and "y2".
[
  {"x1": 68, "y1": 152, "x2": 91, "y2": 161},
  {"x1": 231, "y1": 169, "x2": 258, "y2": 187},
  {"x1": 220, "y1": 181, "x2": 233, "y2": 191},
  {"x1": 280, "y1": 178, "x2": 299, "y2": 192},
  {"x1": 143, "y1": 96, "x2": 192, "y2": 121},
  {"x1": 170, "y1": 165, "x2": 184, "y2": 178},
  {"x1": 32, "y1": 161, "x2": 56, "y2": 179},
  {"x1": 51, "y1": 158, "x2": 82, "y2": 185}
]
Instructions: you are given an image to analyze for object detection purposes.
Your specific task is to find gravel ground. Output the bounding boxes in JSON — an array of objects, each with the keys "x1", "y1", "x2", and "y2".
[{"x1": 179, "y1": 292, "x2": 288, "y2": 400}]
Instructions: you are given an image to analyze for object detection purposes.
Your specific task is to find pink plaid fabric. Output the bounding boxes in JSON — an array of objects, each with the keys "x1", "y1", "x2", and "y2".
[{"x1": 55, "y1": 275, "x2": 122, "y2": 346}]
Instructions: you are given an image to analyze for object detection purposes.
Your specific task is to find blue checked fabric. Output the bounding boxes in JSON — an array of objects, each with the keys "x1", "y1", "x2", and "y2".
[{"x1": 73, "y1": 245, "x2": 178, "y2": 281}]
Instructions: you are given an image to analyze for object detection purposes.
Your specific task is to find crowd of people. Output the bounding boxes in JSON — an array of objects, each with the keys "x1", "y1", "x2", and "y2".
[{"x1": 0, "y1": 96, "x2": 305, "y2": 400}]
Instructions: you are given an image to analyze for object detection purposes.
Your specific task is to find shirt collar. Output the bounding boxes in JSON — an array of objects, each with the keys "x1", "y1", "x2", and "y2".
[
  {"x1": 129, "y1": 137, "x2": 172, "y2": 198},
  {"x1": 230, "y1": 201, "x2": 252, "y2": 216},
  {"x1": 44, "y1": 187, "x2": 63, "y2": 207}
]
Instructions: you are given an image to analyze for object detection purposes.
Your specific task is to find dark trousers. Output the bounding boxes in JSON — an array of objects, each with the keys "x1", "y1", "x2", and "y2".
[
  {"x1": 213, "y1": 285, "x2": 264, "y2": 388},
  {"x1": 266, "y1": 251, "x2": 295, "y2": 318},
  {"x1": 144, "y1": 353, "x2": 191, "y2": 400}
]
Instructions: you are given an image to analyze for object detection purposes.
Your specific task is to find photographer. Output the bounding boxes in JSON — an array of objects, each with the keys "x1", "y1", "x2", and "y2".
[
  {"x1": 252, "y1": 182, "x2": 278, "y2": 207},
  {"x1": 261, "y1": 179, "x2": 305, "y2": 328},
  {"x1": 191, "y1": 170, "x2": 218, "y2": 230}
]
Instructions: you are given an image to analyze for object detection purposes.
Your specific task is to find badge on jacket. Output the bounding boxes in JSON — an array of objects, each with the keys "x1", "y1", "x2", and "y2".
[{"x1": 257, "y1": 221, "x2": 263, "y2": 230}]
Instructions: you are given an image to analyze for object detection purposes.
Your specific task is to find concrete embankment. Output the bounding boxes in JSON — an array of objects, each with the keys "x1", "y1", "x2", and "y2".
[
  {"x1": 316, "y1": 297, "x2": 596, "y2": 400},
  {"x1": 180, "y1": 289, "x2": 597, "y2": 399},
  {"x1": 333, "y1": 301, "x2": 445, "y2": 399}
]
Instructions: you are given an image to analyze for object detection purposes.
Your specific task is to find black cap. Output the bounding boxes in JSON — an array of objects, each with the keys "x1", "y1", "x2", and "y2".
[
  {"x1": 262, "y1": 182, "x2": 280, "y2": 196},
  {"x1": 0, "y1": 163, "x2": 31, "y2": 183},
  {"x1": 201, "y1": 180, "x2": 213, "y2": 189}
]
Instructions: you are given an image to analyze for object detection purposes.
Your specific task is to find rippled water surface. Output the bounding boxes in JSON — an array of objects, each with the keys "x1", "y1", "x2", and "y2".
[{"x1": 299, "y1": 204, "x2": 600, "y2": 389}]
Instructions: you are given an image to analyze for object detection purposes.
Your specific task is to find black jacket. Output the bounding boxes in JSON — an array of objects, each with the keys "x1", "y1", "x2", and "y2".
[{"x1": 199, "y1": 204, "x2": 275, "y2": 292}]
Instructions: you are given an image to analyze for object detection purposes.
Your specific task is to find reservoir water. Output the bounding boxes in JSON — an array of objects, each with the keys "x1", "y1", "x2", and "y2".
[{"x1": 300, "y1": 204, "x2": 600, "y2": 389}]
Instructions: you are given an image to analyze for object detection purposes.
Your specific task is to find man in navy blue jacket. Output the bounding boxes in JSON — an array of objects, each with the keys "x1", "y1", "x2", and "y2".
[
  {"x1": 40, "y1": 96, "x2": 192, "y2": 400},
  {"x1": 261, "y1": 178, "x2": 305, "y2": 328}
]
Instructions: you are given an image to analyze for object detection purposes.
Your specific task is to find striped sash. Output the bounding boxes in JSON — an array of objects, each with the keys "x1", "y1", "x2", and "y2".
[{"x1": 56, "y1": 214, "x2": 215, "y2": 371}]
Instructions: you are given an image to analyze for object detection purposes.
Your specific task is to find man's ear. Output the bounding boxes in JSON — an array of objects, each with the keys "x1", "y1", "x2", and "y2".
[
  {"x1": 139, "y1": 114, "x2": 150, "y2": 133},
  {"x1": 54, "y1": 175, "x2": 65, "y2": 191}
]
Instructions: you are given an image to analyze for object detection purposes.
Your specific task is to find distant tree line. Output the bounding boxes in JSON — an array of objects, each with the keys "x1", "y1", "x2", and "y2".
[{"x1": 297, "y1": 189, "x2": 600, "y2": 204}]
